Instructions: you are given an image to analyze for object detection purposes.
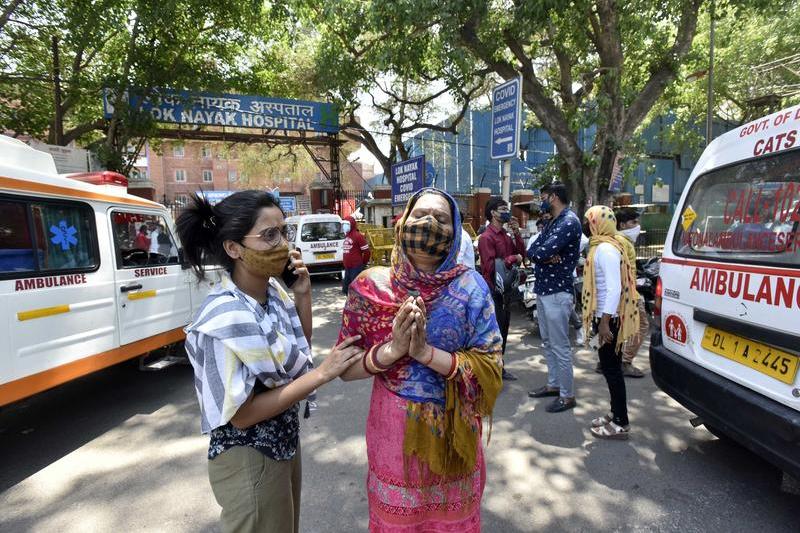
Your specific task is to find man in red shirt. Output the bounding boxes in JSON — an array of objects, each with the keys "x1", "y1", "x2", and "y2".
[
  {"x1": 342, "y1": 216, "x2": 371, "y2": 294},
  {"x1": 478, "y1": 197, "x2": 526, "y2": 380}
]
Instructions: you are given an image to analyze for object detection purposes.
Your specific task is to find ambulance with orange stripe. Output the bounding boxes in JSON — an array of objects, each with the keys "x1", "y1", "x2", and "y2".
[
  {"x1": 0, "y1": 136, "x2": 215, "y2": 407},
  {"x1": 651, "y1": 105, "x2": 800, "y2": 481}
]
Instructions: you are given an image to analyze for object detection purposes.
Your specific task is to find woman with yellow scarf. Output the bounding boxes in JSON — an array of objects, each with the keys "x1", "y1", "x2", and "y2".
[{"x1": 581, "y1": 205, "x2": 640, "y2": 440}]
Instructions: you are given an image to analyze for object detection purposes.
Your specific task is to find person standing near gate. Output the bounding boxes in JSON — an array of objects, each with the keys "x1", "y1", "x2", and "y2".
[
  {"x1": 478, "y1": 197, "x2": 526, "y2": 381},
  {"x1": 614, "y1": 207, "x2": 647, "y2": 377},
  {"x1": 527, "y1": 182, "x2": 581, "y2": 412},
  {"x1": 342, "y1": 216, "x2": 371, "y2": 295},
  {"x1": 582, "y1": 205, "x2": 640, "y2": 439},
  {"x1": 457, "y1": 211, "x2": 476, "y2": 269}
]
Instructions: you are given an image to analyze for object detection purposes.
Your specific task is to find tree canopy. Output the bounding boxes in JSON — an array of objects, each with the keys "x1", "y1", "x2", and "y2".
[{"x1": 1, "y1": 0, "x2": 795, "y2": 203}]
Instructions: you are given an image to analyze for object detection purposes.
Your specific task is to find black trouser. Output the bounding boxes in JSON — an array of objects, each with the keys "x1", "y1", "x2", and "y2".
[
  {"x1": 593, "y1": 317, "x2": 629, "y2": 426},
  {"x1": 493, "y1": 291, "x2": 511, "y2": 356}
]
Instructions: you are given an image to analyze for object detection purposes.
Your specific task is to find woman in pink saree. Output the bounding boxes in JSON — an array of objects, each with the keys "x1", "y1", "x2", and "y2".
[{"x1": 339, "y1": 189, "x2": 503, "y2": 532}]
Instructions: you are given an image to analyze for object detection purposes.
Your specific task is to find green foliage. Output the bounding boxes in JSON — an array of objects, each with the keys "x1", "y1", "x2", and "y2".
[
  {"x1": 0, "y1": 0, "x2": 304, "y2": 171},
  {"x1": 651, "y1": 0, "x2": 800, "y2": 156}
]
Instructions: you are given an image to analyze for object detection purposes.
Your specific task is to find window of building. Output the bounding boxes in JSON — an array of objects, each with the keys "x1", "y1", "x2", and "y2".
[
  {"x1": 175, "y1": 194, "x2": 189, "y2": 207},
  {"x1": 173, "y1": 145, "x2": 185, "y2": 158},
  {"x1": 202, "y1": 169, "x2": 213, "y2": 183},
  {"x1": 175, "y1": 169, "x2": 186, "y2": 182},
  {"x1": 110, "y1": 211, "x2": 179, "y2": 268},
  {"x1": 131, "y1": 169, "x2": 148, "y2": 182},
  {"x1": 201, "y1": 146, "x2": 211, "y2": 159},
  {"x1": 228, "y1": 170, "x2": 237, "y2": 183},
  {"x1": 0, "y1": 197, "x2": 100, "y2": 278}
]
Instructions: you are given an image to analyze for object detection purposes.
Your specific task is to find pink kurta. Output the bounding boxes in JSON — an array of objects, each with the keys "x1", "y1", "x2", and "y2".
[{"x1": 365, "y1": 379, "x2": 485, "y2": 532}]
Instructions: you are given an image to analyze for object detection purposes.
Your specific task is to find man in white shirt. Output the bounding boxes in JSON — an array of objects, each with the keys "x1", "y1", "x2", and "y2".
[{"x1": 457, "y1": 212, "x2": 476, "y2": 269}]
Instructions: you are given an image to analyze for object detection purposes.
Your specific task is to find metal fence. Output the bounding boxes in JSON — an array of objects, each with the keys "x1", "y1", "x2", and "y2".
[{"x1": 636, "y1": 228, "x2": 669, "y2": 259}]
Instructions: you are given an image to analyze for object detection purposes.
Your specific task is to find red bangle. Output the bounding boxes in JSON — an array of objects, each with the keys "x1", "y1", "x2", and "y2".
[
  {"x1": 445, "y1": 354, "x2": 458, "y2": 380},
  {"x1": 371, "y1": 343, "x2": 393, "y2": 371}
]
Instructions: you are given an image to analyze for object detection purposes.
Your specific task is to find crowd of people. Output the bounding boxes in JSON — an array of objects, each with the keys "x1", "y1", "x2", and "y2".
[{"x1": 175, "y1": 185, "x2": 649, "y2": 532}]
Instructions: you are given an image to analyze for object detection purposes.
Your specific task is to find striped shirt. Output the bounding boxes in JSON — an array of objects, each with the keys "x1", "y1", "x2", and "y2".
[{"x1": 184, "y1": 274, "x2": 313, "y2": 436}]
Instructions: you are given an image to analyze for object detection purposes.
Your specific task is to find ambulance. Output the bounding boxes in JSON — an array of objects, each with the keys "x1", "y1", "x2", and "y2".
[
  {"x1": 650, "y1": 105, "x2": 800, "y2": 480},
  {"x1": 0, "y1": 135, "x2": 217, "y2": 407},
  {"x1": 285, "y1": 213, "x2": 344, "y2": 277}
]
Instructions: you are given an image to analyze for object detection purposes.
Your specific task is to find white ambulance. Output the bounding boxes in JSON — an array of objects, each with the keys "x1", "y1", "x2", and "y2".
[
  {"x1": 0, "y1": 136, "x2": 216, "y2": 407},
  {"x1": 651, "y1": 105, "x2": 800, "y2": 480},
  {"x1": 285, "y1": 213, "x2": 344, "y2": 277}
]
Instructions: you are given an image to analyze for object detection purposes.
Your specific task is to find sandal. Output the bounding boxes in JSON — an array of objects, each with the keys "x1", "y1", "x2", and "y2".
[
  {"x1": 591, "y1": 413, "x2": 613, "y2": 428},
  {"x1": 590, "y1": 421, "x2": 630, "y2": 440}
]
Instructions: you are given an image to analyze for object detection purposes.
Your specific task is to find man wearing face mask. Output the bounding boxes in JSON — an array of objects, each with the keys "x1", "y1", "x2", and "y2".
[
  {"x1": 596, "y1": 207, "x2": 647, "y2": 378},
  {"x1": 527, "y1": 182, "x2": 582, "y2": 413},
  {"x1": 478, "y1": 197, "x2": 526, "y2": 381},
  {"x1": 341, "y1": 216, "x2": 371, "y2": 295}
]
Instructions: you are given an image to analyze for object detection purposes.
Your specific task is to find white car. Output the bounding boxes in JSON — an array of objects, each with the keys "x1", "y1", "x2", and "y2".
[
  {"x1": 0, "y1": 136, "x2": 218, "y2": 407},
  {"x1": 650, "y1": 104, "x2": 800, "y2": 481},
  {"x1": 285, "y1": 213, "x2": 344, "y2": 277}
]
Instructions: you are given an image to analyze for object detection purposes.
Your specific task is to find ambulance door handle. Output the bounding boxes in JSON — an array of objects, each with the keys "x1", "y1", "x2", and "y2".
[{"x1": 120, "y1": 283, "x2": 143, "y2": 293}]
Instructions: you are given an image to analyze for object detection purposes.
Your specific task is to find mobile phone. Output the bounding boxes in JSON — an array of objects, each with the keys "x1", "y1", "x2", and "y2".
[
  {"x1": 281, "y1": 250, "x2": 300, "y2": 288},
  {"x1": 281, "y1": 260, "x2": 299, "y2": 288}
]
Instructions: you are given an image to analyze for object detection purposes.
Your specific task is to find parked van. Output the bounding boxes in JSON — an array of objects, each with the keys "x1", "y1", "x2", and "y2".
[
  {"x1": 285, "y1": 213, "x2": 344, "y2": 277},
  {"x1": 650, "y1": 105, "x2": 800, "y2": 480},
  {"x1": 0, "y1": 135, "x2": 217, "y2": 407}
]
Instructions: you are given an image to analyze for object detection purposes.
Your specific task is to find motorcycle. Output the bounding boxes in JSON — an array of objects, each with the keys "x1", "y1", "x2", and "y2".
[
  {"x1": 518, "y1": 265, "x2": 539, "y2": 336},
  {"x1": 636, "y1": 256, "x2": 661, "y2": 317}
]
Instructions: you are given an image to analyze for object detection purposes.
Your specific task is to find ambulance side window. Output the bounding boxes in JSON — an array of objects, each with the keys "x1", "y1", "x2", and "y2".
[
  {"x1": 30, "y1": 201, "x2": 99, "y2": 272},
  {"x1": 0, "y1": 199, "x2": 36, "y2": 275},
  {"x1": 0, "y1": 197, "x2": 99, "y2": 278},
  {"x1": 110, "y1": 211, "x2": 179, "y2": 268}
]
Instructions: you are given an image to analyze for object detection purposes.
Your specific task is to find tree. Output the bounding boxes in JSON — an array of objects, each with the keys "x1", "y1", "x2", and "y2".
[
  {"x1": 303, "y1": 0, "x2": 489, "y2": 180},
  {"x1": 655, "y1": 1, "x2": 800, "y2": 154},
  {"x1": 0, "y1": 0, "x2": 304, "y2": 173},
  {"x1": 361, "y1": 0, "x2": 712, "y2": 207}
]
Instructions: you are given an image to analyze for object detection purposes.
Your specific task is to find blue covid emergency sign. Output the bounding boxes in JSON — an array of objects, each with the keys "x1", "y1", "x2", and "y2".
[
  {"x1": 490, "y1": 77, "x2": 522, "y2": 160},
  {"x1": 103, "y1": 89, "x2": 339, "y2": 133},
  {"x1": 279, "y1": 196, "x2": 297, "y2": 213},
  {"x1": 392, "y1": 155, "x2": 425, "y2": 206}
]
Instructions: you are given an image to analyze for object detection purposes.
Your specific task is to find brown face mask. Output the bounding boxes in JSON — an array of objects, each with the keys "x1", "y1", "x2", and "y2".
[
  {"x1": 401, "y1": 215, "x2": 454, "y2": 259},
  {"x1": 239, "y1": 242, "x2": 289, "y2": 278}
]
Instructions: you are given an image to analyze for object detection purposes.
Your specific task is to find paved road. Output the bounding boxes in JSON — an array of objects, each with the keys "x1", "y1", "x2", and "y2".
[{"x1": 1, "y1": 278, "x2": 796, "y2": 532}]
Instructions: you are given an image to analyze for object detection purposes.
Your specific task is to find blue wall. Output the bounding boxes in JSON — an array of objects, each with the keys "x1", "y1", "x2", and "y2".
[{"x1": 368, "y1": 109, "x2": 736, "y2": 209}]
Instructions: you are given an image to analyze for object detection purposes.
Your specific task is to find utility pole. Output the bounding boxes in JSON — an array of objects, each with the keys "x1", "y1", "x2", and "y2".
[
  {"x1": 706, "y1": 0, "x2": 715, "y2": 146},
  {"x1": 51, "y1": 36, "x2": 64, "y2": 146}
]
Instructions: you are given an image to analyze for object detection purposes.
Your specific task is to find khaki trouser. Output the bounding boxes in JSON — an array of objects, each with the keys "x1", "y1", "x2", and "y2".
[
  {"x1": 208, "y1": 444, "x2": 302, "y2": 533},
  {"x1": 622, "y1": 298, "x2": 650, "y2": 364}
]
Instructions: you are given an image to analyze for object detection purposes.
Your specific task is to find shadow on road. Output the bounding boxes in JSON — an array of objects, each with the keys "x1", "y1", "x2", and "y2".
[{"x1": 0, "y1": 357, "x2": 196, "y2": 493}]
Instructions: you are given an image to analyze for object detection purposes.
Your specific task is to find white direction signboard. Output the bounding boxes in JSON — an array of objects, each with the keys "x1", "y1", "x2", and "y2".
[{"x1": 490, "y1": 77, "x2": 522, "y2": 160}]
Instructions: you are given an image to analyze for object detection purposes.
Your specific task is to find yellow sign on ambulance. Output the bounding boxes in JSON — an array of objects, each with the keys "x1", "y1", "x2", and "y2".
[{"x1": 681, "y1": 205, "x2": 697, "y2": 231}]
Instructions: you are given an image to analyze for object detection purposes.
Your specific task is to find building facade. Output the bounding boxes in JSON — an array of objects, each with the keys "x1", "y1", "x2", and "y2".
[{"x1": 129, "y1": 140, "x2": 373, "y2": 212}]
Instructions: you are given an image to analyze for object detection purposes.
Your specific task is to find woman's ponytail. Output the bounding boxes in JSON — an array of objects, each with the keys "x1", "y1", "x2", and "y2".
[
  {"x1": 176, "y1": 194, "x2": 218, "y2": 280},
  {"x1": 175, "y1": 190, "x2": 284, "y2": 281}
]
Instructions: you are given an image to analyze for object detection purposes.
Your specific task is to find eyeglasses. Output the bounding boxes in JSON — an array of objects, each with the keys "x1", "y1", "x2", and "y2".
[{"x1": 243, "y1": 225, "x2": 295, "y2": 247}]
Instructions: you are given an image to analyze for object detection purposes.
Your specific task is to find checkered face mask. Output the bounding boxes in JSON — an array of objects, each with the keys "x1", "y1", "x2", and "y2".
[{"x1": 401, "y1": 215, "x2": 454, "y2": 259}]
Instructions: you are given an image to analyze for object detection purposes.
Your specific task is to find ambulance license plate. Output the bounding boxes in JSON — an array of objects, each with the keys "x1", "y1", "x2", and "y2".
[
  {"x1": 315, "y1": 252, "x2": 335, "y2": 260},
  {"x1": 701, "y1": 326, "x2": 799, "y2": 385}
]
